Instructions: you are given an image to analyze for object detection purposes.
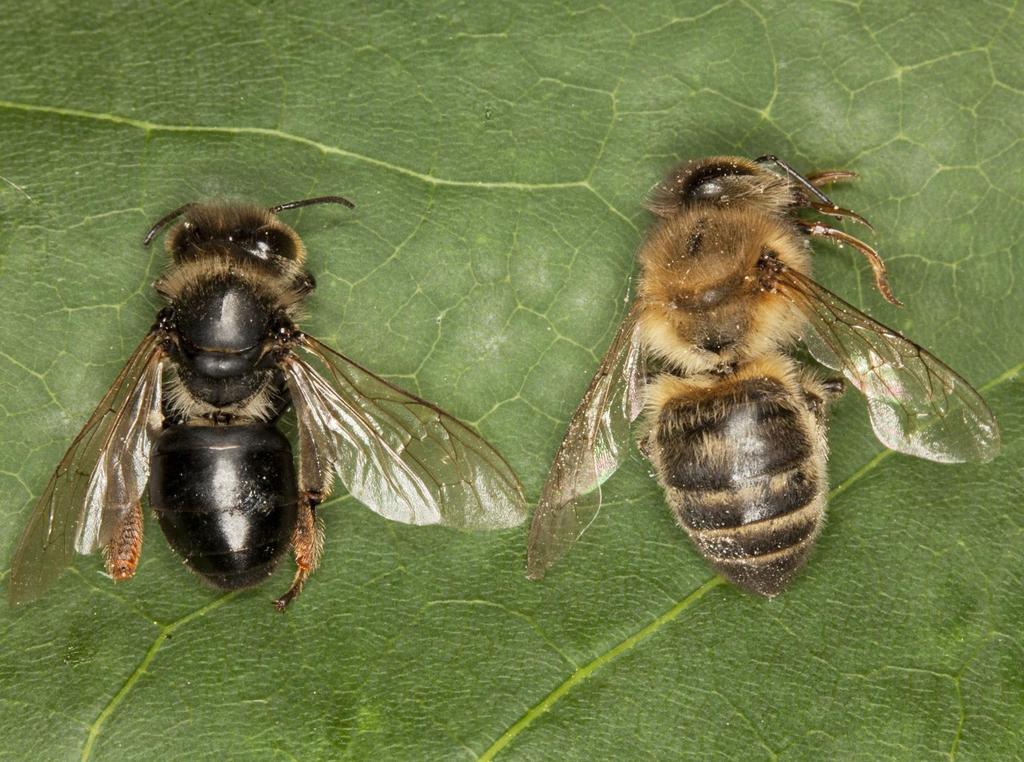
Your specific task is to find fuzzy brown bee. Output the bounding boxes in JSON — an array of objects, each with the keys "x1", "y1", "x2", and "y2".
[
  {"x1": 9, "y1": 197, "x2": 527, "y2": 609},
  {"x1": 527, "y1": 155, "x2": 1000, "y2": 595}
]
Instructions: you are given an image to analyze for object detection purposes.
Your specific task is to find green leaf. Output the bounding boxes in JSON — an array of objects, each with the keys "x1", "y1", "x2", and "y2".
[{"x1": 2, "y1": 1, "x2": 1022, "y2": 759}]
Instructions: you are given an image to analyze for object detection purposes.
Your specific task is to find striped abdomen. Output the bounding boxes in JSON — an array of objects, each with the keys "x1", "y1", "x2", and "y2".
[{"x1": 650, "y1": 372, "x2": 829, "y2": 596}]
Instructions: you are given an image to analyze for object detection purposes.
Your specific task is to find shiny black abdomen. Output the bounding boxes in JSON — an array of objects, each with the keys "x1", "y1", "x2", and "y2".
[{"x1": 149, "y1": 423, "x2": 298, "y2": 589}]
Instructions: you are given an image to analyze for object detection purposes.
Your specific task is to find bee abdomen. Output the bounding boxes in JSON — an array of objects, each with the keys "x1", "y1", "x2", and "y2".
[
  {"x1": 657, "y1": 378, "x2": 811, "y2": 492},
  {"x1": 150, "y1": 423, "x2": 298, "y2": 590},
  {"x1": 681, "y1": 483, "x2": 824, "y2": 596},
  {"x1": 653, "y1": 376, "x2": 826, "y2": 596},
  {"x1": 676, "y1": 468, "x2": 818, "y2": 530}
]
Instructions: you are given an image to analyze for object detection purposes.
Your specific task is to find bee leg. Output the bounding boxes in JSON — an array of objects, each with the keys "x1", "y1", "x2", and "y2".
[
  {"x1": 820, "y1": 377, "x2": 846, "y2": 399},
  {"x1": 273, "y1": 492, "x2": 324, "y2": 611},
  {"x1": 636, "y1": 436, "x2": 652, "y2": 460},
  {"x1": 801, "y1": 375, "x2": 845, "y2": 421},
  {"x1": 806, "y1": 201, "x2": 874, "y2": 232},
  {"x1": 796, "y1": 220, "x2": 902, "y2": 306},
  {"x1": 805, "y1": 170, "x2": 858, "y2": 188},
  {"x1": 787, "y1": 168, "x2": 873, "y2": 230},
  {"x1": 759, "y1": 155, "x2": 854, "y2": 211},
  {"x1": 104, "y1": 501, "x2": 144, "y2": 581},
  {"x1": 635, "y1": 418, "x2": 657, "y2": 461}
]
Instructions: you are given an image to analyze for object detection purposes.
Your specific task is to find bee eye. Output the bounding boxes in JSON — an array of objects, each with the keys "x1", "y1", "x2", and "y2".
[
  {"x1": 171, "y1": 223, "x2": 206, "y2": 257},
  {"x1": 254, "y1": 228, "x2": 296, "y2": 260},
  {"x1": 681, "y1": 162, "x2": 754, "y2": 204},
  {"x1": 691, "y1": 180, "x2": 725, "y2": 200}
]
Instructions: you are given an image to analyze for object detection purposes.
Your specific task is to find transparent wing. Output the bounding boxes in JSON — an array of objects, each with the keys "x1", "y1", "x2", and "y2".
[
  {"x1": 281, "y1": 335, "x2": 526, "y2": 529},
  {"x1": 527, "y1": 303, "x2": 646, "y2": 579},
  {"x1": 778, "y1": 268, "x2": 1000, "y2": 463},
  {"x1": 9, "y1": 335, "x2": 164, "y2": 604}
]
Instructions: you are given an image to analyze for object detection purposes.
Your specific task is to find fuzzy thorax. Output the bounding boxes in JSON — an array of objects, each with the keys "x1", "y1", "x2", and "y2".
[{"x1": 636, "y1": 207, "x2": 811, "y2": 375}]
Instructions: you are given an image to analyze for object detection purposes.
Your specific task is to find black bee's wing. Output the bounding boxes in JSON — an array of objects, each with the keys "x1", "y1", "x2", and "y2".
[
  {"x1": 280, "y1": 335, "x2": 526, "y2": 529},
  {"x1": 778, "y1": 268, "x2": 1000, "y2": 462},
  {"x1": 9, "y1": 335, "x2": 164, "y2": 604},
  {"x1": 526, "y1": 302, "x2": 646, "y2": 580}
]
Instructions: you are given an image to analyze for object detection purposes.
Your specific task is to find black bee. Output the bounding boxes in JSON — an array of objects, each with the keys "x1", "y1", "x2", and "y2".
[{"x1": 9, "y1": 197, "x2": 526, "y2": 609}]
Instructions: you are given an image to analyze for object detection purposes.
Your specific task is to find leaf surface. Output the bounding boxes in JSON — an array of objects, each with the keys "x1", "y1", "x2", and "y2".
[{"x1": 1, "y1": 2, "x2": 1021, "y2": 759}]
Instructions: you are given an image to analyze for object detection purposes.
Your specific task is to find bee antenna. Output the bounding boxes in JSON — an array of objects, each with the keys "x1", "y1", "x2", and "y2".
[
  {"x1": 754, "y1": 155, "x2": 837, "y2": 207},
  {"x1": 143, "y1": 203, "x2": 195, "y2": 247},
  {"x1": 269, "y1": 195, "x2": 356, "y2": 214}
]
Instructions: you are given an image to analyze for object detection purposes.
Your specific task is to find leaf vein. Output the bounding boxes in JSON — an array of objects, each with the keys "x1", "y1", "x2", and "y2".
[
  {"x1": 477, "y1": 576, "x2": 726, "y2": 760},
  {"x1": 79, "y1": 592, "x2": 239, "y2": 761}
]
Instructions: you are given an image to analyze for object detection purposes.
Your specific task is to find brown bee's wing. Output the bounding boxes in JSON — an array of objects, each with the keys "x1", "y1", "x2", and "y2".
[
  {"x1": 280, "y1": 335, "x2": 526, "y2": 529},
  {"x1": 526, "y1": 303, "x2": 646, "y2": 580},
  {"x1": 9, "y1": 335, "x2": 164, "y2": 605},
  {"x1": 778, "y1": 268, "x2": 1000, "y2": 463}
]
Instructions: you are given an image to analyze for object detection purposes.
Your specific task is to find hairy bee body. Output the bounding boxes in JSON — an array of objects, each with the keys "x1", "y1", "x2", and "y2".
[
  {"x1": 645, "y1": 356, "x2": 837, "y2": 595},
  {"x1": 635, "y1": 182, "x2": 809, "y2": 375},
  {"x1": 636, "y1": 168, "x2": 840, "y2": 594},
  {"x1": 527, "y1": 154, "x2": 998, "y2": 594}
]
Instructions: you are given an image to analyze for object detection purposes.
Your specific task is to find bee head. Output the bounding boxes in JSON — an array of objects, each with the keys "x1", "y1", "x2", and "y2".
[
  {"x1": 167, "y1": 206, "x2": 302, "y2": 265},
  {"x1": 646, "y1": 156, "x2": 792, "y2": 218},
  {"x1": 143, "y1": 196, "x2": 354, "y2": 267}
]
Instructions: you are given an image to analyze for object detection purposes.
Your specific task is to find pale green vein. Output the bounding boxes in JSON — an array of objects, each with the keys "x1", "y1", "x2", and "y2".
[
  {"x1": 478, "y1": 357, "x2": 1021, "y2": 759},
  {"x1": 949, "y1": 629, "x2": 1005, "y2": 760},
  {"x1": 0, "y1": 98, "x2": 642, "y2": 241},
  {"x1": 0, "y1": 173, "x2": 32, "y2": 200},
  {"x1": 0, "y1": 99, "x2": 584, "y2": 193},
  {"x1": 828, "y1": 448, "x2": 892, "y2": 503},
  {"x1": 977, "y1": 359, "x2": 1024, "y2": 392},
  {"x1": 477, "y1": 576, "x2": 726, "y2": 761},
  {"x1": 80, "y1": 591, "x2": 240, "y2": 762},
  {"x1": 66, "y1": 567, "x2": 154, "y2": 625},
  {"x1": 950, "y1": 671, "x2": 965, "y2": 761}
]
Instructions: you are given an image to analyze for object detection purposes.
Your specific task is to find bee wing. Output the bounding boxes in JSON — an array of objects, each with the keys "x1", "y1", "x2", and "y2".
[
  {"x1": 281, "y1": 335, "x2": 527, "y2": 529},
  {"x1": 777, "y1": 268, "x2": 1000, "y2": 463},
  {"x1": 527, "y1": 303, "x2": 646, "y2": 579},
  {"x1": 9, "y1": 335, "x2": 164, "y2": 604}
]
